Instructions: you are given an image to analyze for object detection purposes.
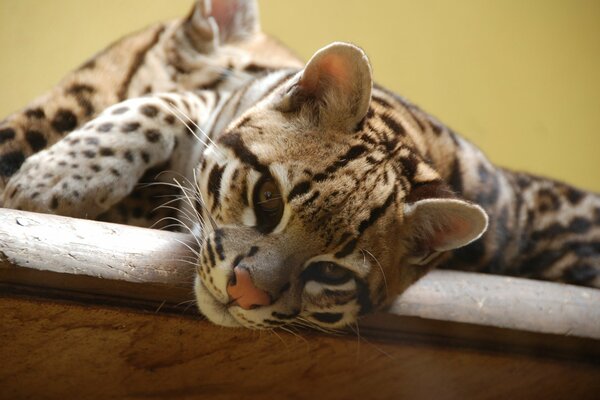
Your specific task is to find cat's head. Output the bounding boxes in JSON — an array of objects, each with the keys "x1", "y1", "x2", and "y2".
[{"x1": 194, "y1": 42, "x2": 488, "y2": 329}]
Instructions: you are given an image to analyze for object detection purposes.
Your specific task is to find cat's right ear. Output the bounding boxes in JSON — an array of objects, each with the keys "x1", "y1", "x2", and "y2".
[{"x1": 185, "y1": 0, "x2": 260, "y2": 52}]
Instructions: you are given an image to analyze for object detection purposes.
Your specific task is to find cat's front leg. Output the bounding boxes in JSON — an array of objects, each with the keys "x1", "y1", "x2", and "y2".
[{"x1": 2, "y1": 92, "x2": 215, "y2": 219}]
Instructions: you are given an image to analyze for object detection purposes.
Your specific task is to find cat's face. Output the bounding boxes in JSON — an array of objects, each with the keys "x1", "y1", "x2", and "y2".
[{"x1": 194, "y1": 43, "x2": 488, "y2": 329}]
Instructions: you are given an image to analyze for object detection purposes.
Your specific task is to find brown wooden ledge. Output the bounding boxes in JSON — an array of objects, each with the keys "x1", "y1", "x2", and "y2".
[{"x1": 1, "y1": 208, "x2": 599, "y2": 399}]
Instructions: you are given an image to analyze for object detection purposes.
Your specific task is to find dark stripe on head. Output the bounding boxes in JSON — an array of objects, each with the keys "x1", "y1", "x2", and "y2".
[
  {"x1": 207, "y1": 164, "x2": 226, "y2": 211},
  {"x1": 325, "y1": 145, "x2": 367, "y2": 175},
  {"x1": 219, "y1": 132, "x2": 268, "y2": 174},
  {"x1": 213, "y1": 229, "x2": 226, "y2": 261},
  {"x1": 288, "y1": 181, "x2": 311, "y2": 202},
  {"x1": 334, "y1": 239, "x2": 358, "y2": 259},
  {"x1": 358, "y1": 189, "x2": 396, "y2": 235},
  {"x1": 205, "y1": 237, "x2": 217, "y2": 268}
]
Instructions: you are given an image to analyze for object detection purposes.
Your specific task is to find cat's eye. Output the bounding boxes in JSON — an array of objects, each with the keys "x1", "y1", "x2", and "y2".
[
  {"x1": 253, "y1": 176, "x2": 284, "y2": 232},
  {"x1": 302, "y1": 261, "x2": 354, "y2": 285}
]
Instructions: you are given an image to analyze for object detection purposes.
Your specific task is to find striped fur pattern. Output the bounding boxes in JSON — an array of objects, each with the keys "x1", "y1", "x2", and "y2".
[
  {"x1": 192, "y1": 43, "x2": 600, "y2": 329},
  {"x1": 1, "y1": 2, "x2": 599, "y2": 330}
]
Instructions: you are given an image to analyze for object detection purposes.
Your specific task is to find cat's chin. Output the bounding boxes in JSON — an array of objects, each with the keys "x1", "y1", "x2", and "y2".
[{"x1": 194, "y1": 275, "x2": 242, "y2": 328}]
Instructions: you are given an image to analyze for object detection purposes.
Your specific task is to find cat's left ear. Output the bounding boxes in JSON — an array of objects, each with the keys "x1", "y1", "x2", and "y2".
[{"x1": 278, "y1": 42, "x2": 372, "y2": 132}]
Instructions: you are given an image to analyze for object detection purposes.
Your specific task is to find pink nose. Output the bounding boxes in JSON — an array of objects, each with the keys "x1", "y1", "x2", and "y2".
[{"x1": 226, "y1": 267, "x2": 272, "y2": 310}]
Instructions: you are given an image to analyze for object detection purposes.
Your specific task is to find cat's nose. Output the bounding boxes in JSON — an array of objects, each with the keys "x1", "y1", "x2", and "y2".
[{"x1": 226, "y1": 266, "x2": 272, "y2": 310}]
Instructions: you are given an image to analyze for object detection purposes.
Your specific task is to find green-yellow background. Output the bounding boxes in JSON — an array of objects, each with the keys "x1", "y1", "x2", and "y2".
[{"x1": 1, "y1": 0, "x2": 598, "y2": 191}]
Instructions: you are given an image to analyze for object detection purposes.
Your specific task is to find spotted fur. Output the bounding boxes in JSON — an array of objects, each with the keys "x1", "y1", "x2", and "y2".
[
  {"x1": 1, "y1": 2, "x2": 598, "y2": 330},
  {"x1": 0, "y1": 0, "x2": 301, "y2": 227},
  {"x1": 193, "y1": 43, "x2": 600, "y2": 329}
]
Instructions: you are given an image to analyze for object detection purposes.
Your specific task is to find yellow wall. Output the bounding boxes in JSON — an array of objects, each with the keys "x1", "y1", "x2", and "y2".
[{"x1": 1, "y1": 0, "x2": 599, "y2": 191}]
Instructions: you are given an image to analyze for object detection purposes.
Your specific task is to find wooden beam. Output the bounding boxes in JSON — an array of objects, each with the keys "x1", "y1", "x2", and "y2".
[{"x1": 1, "y1": 208, "x2": 599, "y2": 359}]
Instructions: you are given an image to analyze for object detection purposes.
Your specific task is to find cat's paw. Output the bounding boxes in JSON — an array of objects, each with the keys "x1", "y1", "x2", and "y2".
[{"x1": 2, "y1": 134, "x2": 137, "y2": 218}]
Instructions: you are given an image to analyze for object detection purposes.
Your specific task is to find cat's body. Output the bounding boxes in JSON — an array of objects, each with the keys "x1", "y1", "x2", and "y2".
[{"x1": 1, "y1": 0, "x2": 598, "y2": 329}]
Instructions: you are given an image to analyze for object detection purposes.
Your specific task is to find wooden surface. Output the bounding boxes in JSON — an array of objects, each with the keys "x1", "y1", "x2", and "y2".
[
  {"x1": 1, "y1": 296, "x2": 599, "y2": 400},
  {"x1": 1, "y1": 208, "x2": 600, "y2": 398}
]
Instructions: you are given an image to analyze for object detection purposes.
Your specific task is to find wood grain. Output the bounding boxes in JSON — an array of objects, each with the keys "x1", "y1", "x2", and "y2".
[{"x1": 1, "y1": 296, "x2": 599, "y2": 400}]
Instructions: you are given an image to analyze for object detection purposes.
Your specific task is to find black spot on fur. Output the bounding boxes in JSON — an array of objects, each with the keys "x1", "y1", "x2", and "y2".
[
  {"x1": 67, "y1": 83, "x2": 95, "y2": 95},
  {"x1": 0, "y1": 128, "x2": 16, "y2": 144},
  {"x1": 82, "y1": 150, "x2": 96, "y2": 158},
  {"x1": 25, "y1": 108, "x2": 45, "y2": 119},
  {"x1": 247, "y1": 246, "x2": 259, "y2": 258},
  {"x1": 25, "y1": 130, "x2": 48, "y2": 152},
  {"x1": 312, "y1": 313, "x2": 343, "y2": 324},
  {"x1": 243, "y1": 63, "x2": 270, "y2": 74},
  {"x1": 140, "y1": 105, "x2": 159, "y2": 118},
  {"x1": 85, "y1": 137, "x2": 99, "y2": 146},
  {"x1": 51, "y1": 109, "x2": 78, "y2": 133},
  {"x1": 98, "y1": 123, "x2": 114, "y2": 132},
  {"x1": 565, "y1": 187, "x2": 585, "y2": 205},
  {"x1": 569, "y1": 217, "x2": 592, "y2": 234},
  {"x1": 112, "y1": 107, "x2": 129, "y2": 115},
  {"x1": 124, "y1": 151, "x2": 134, "y2": 163},
  {"x1": 50, "y1": 196, "x2": 59, "y2": 209},
  {"x1": 99, "y1": 147, "x2": 114, "y2": 157},
  {"x1": 0, "y1": 151, "x2": 25, "y2": 177},
  {"x1": 141, "y1": 152, "x2": 150, "y2": 164},
  {"x1": 121, "y1": 122, "x2": 140, "y2": 133},
  {"x1": 90, "y1": 164, "x2": 101, "y2": 172},
  {"x1": 164, "y1": 115, "x2": 176, "y2": 125},
  {"x1": 144, "y1": 129, "x2": 161, "y2": 143}
]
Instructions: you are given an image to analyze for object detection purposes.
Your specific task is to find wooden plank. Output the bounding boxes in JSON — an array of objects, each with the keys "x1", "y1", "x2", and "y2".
[
  {"x1": 1, "y1": 208, "x2": 599, "y2": 359},
  {"x1": 2, "y1": 296, "x2": 599, "y2": 400}
]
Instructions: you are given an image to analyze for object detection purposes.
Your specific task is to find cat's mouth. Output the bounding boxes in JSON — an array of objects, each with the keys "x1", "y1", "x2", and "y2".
[{"x1": 194, "y1": 275, "x2": 242, "y2": 327}]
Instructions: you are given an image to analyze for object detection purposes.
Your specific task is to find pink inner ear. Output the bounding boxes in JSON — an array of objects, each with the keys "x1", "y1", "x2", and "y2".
[
  {"x1": 210, "y1": 0, "x2": 238, "y2": 30},
  {"x1": 302, "y1": 53, "x2": 351, "y2": 94},
  {"x1": 430, "y1": 218, "x2": 472, "y2": 250}
]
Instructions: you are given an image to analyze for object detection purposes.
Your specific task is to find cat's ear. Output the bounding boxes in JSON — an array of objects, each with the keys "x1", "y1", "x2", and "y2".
[
  {"x1": 278, "y1": 42, "x2": 372, "y2": 132},
  {"x1": 403, "y1": 198, "x2": 488, "y2": 265},
  {"x1": 185, "y1": 0, "x2": 260, "y2": 51}
]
